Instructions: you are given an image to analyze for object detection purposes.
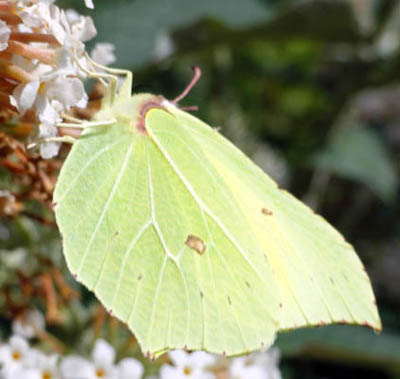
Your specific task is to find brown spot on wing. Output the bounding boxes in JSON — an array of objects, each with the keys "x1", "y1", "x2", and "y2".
[
  {"x1": 261, "y1": 208, "x2": 273, "y2": 216},
  {"x1": 185, "y1": 235, "x2": 206, "y2": 255}
]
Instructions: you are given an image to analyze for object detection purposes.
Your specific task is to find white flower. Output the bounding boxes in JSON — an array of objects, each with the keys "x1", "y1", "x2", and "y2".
[
  {"x1": 0, "y1": 335, "x2": 32, "y2": 377},
  {"x1": 39, "y1": 76, "x2": 88, "y2": 111},
  {"x1": 12, "y1": 74, "x2": 87, "y2": 158},
  {"x1": 64, "y1": 8, "x2": 96, "y2": 45},
  {"x1": 5, "y1": 366, "x2": 41, "y2": 379},
  {"x1": 0, "y1": 19, "x2": 11, "y2": 51},
  {"x1": 91, "y1": 339, "x2": 118, "y2": 378},
  {"x1": 72, "y1": 15, "x2": 97, "y2": 43},
  {"x1": 60, "y1": 339, "x2": 143, "y2": 379},
  {"x1": 47, "y1": 9, "x2": 96, "y2": 79},
  {"x1": 91, "y1": 43, "x2": 116, "y2": 66},
  {"x1": 60, "y1": 355, "x2": 95, "y2": 379},
  {"x1": 153, "y1": 31, "x2": 174, "y2": 61},
  {"x1": 19, "y1": 350, "x2": 61, "y2": 379},
  {"x1": 48, "y1": 7, "x2": 67, "y2": 46},
  {"x1": 10, "y1": 80, "x2": 40, "y2": 115},
  {"x1": 229, "y1": 356, "x2": 266, "y2": 379},
  {"x1": 35, "y1": 96, "x2": 62, "y2": 158},
  {"x1": 12, "y1": 309, "x2": 45, "y2": 339},
  {"x1": 85, "y1": 0, "x2": 94, "y2": 9},
  {"x1": 1, "y1": 0, "x2": 108, "y2": 159},
  {"x1": 117, "y1": 358, "x2": 144, "y2": 379},
  {"x1": 36, "y1": 352, "x2": 61, "y2": 379},
  {"x1": 160, "y1": 350, "x2": 217, "y2": 379},
  {"x1": 253, "y1": 348, "x2": 282, "y2": 379},
  {"x1": 229, "y1": 349, "x2": 282, "y2": 379},
  {"x1": 17, "y1": 2, "x2": 52, "y2": 29},
  {"x1": 36, "y1": 101, "x2": 61, "y2": 159}
]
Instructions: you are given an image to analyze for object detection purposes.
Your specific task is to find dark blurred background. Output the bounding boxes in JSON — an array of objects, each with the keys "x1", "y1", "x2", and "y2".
[{"x1": 2, "y1": 0, "x2": 400, "y2": 377}]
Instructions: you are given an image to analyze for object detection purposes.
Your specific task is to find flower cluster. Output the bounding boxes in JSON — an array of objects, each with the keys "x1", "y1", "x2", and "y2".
[
  {"x1": 0, "y1": 0, "x2": 114, "y2": 159},
  {"x1": 0, "y1": 309, "x2": 282, "y2": 378},
  {"x1": 0, "y1": 336, "x2": 144, "y2": 379},
  {"x1": 160, "y1": 349, "x2": 282, "y2": 379},
  {"x1": 0, "y1": 309, "x2": 144, "y2": 379},
  {"x1": 0, "y1": 325, "x2": 282, "y2": 379}
]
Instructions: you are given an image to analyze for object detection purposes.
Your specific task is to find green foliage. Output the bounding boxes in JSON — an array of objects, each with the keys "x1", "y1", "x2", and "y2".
[{"x1": 314, "y1": 127, "x2": 398, "y2": 202}]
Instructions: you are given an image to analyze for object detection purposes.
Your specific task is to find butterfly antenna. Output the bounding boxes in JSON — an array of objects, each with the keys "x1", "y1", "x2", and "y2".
[{"x1": 172, "y1": 66, "x2": 201, "y2": 105}]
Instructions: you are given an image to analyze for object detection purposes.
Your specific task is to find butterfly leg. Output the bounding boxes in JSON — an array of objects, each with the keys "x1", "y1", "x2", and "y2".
[
  {"x1": 84, "y1": 52, "x2": 131, "y2": 78},
  {"x1": 60, "y1": 113, "x2": 85, "y2": 124},
  {"x1": 84, "y1": 52, "x2": 132, "y2": 99},
  {"x1": 72, "y1": 49, "x2": 119, "y2": 106},
  {"x1": 27, "y1": 135, "x2": 76, "y2": 150},
  {"x1": 56, "y1": 119, "x2": 117, "y2": 129}
]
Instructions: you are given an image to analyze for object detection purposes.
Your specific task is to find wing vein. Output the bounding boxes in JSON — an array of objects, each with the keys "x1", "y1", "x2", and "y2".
[
  {"x1": 148, "y1": 132, "x2": 268, "y2": 288},
  {"x1": 146, "y1": 142, "x2": 191, "y2": 346},
  {"x1": 174, "y1": 125, "x2": 348, "y2": 325},
  {"x1": 77, "y1": 140, "x2": 136, "y2": 277},
  {"x1": 110, "y1": 219, "x2": 152, "y2": 308},
  {"x1": 56, "y1": 137, "x2": 125, "y2": 203},
  {"x1": 146, "y1": 255, "x2": 168, "y2": 345}
]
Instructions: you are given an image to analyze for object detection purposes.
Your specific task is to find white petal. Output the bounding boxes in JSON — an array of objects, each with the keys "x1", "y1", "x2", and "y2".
[
  {"x1": 12, "y1": 319, "x2": 35, "y2": 340},
  {"x1": 10, "y1": 80, "x2": 40, "y2": 115},
  {"x1": 0, "y1": 344, "x2": 11, "y2": 364},
  {"x1": 25, "y1": 348, "x2": 45, "y2": 368},
  {"x1": 117, "y1": 358, "x2": 143, "y2": 379},
  {"x1": 102, "y1": 366, "x2": 118, "y2": 379},
  {"x1": 75, "y1": 92, "x2": 88, "y2": 108},
  {"x1": 45, "y1": 76, "x2": 88, "y2": 110},
  {"x1": 7, "y1": 367, "x2": 41, "y2": 379},
  {"x1": 153, "y1": 31, "x2": 174, "y2": 61},
  {"x1": 229, "y1": 364, "x2": 267, "y2": 379},
  {"x1": 9, "y1": 335, "x2": 29, "y2": 356},
  {"x1": 160, "y1": 364, "x2": 214, "y2": 379},
  {"x1": 188, "y1": 351, "x2": 217, "y2": 369},
  {"x1": 92, "y1": 339, "x2": 115, "y2": 367},
  {"x1": 39, "y1": 140, "x2": 61, "y2": 159},
  {"x1": 50, "y1": 6, "x2": 73, "y2": 46},
  {"x1": 36, "y1": 352, "x2": 59, "y2": 372},
  {"x1": 0, "y1": 20, "x2": 11, "y2": 51},
  {"x1": 39, "y1": 120, "x2": 57, "y2": 139},
  {"x1": 36, "y1": 98, "x2": 61, "y2": 126},
  {"x1": 60, "y1": 356, "x2": 95, "y2": 379},
  {"x1": 49, "y1": 48, "x2": 79, "y2": 78},
  {"x1": 65, "y1": 10, "x2": 80, "y2": 24},
  {"x1": 191, "y1": 369, "x2": 216, "y2": 379},
  {"x1": 71, "y1": 16, "x2": 97, "y2": 42},
  {"x1": 169, "y1": 350, "x2": 190, "y2": 367},
  {"x1": 91, "y1": 43, "x2": 116, "y2": 66},
  {"x1": 12, "y1": 309, "x2": 45, "y2": 339},
  {"x1": 252, "y1": 349, "x2": 282, "y2": 379},
  {"x1": 18, "y1": 3, "x2": 51, "y2": 29},
  {"x1": 49, "y1": 6, "x2": 67, "y2": 45},
  {"x1": 85, "y1": 0, "x2": 95, "y2": 9},
  {"x1": 160, "y1": 364, "x2": 183, "y2": 379}
]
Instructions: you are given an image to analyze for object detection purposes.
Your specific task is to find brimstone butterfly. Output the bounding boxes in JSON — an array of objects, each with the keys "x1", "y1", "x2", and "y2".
[{"x1": 53, "y1": 67, "x2": 380, "y2": 359}]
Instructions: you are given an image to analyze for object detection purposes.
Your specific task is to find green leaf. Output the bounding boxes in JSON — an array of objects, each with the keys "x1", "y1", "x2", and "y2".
[
  {"x1": 277, "y1": 325, "x2": 400, "y2": 373},
  {"x1": 53, "y1": 85, "x2": 380, "y2": 358},
  {"x1": 88, "y1": 0, "x2": 360, "y2": 69},
  {"x1": 91, "y1": 0, "x2": 273, "y2": 68},
  {"x1": 313, "y1": 127, "x2": 398, "y2": 202}
]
